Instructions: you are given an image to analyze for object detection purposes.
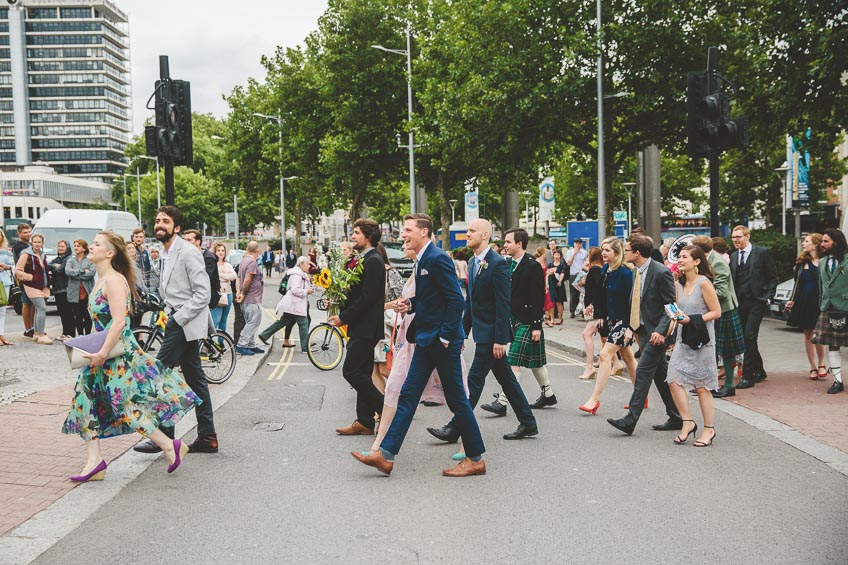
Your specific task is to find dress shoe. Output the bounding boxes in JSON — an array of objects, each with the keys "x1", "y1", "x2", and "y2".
[
  {"x1": 420, "y1": 400, "x2": 442, "y2": 407},
  {"x1": 133, "y1": 439, "x2": 162, "y2": 453},
  {"x1": 426, "y1": 425, "x2": 460, "y2": 443},
  {"x1": 351, "y1": 450, "x2": 393, "y2": 475},
  {"x1": 530, "y1": 394, "x2": 557, "y2": 409},
  {"x1": 442, "y1": 457, "x2": 486, "y2": 477},
  {"x1": 235, "y1": 346, "x2": 255, "y2": 355},
  {"x1": 827, "y1": 380, "x2": 844, "y2": 394},
  {"x1": 70, "y1": 460, "x2": 107, "y2": 482},
  {"x1": 503, "y1": 423, "x2": 539, "y2": 440},
  {"x1": 480, "y1": 400, "x2": 507, "y2": 416},
  {"x1": 188, "y1": 433, "x2": 218, "y2": 453},
  {"x1": 735, "y1": 379, "x2": 756, "y2": 389},
  {"x1": 607, "y1": 417, "x2": 636, "y2": 436},
  {"x1": 652, "y1": 419, "x2": 683, "y2": 431},
  {"x1": 249, "y1": 347, "x2": 265, "y2": 354},
  {"x1": 711, "y1": 385, "x2": 736, "y2": 398},
  {"x1": 336, "y1": 420, "x2": 374, "y2": 435}
]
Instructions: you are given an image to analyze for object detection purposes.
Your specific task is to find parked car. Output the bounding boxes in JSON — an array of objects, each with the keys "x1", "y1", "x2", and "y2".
[
  {"x1": 383, "y1": 241, "x2": 414, "y2": 279},
  {"x1": 227, "y1": 249, "x2": 246, "y2": 272},
  {"x1": 769, "y1": 278, "x2": 795, "y2": 321}
]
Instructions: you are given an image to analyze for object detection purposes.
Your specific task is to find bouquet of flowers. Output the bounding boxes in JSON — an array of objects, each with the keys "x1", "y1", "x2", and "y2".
[{"x1": 312, "y1": 246, "x2": 364, "y2": 316}]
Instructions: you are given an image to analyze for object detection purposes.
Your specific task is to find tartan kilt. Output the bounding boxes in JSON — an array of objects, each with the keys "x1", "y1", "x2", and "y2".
[
  {"x1": 812, "y1": 310, "x2": 848, "y2": 347},
  {"x1": 508, "y1": 322, "x2": 547, "y2": 368},
  {"x1": 715, "y1": 308, "x2": 745, "y2": 357}
]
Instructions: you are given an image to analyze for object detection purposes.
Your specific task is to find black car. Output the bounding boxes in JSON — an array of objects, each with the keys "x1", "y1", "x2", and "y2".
[{"x1": 383, "y1": 242, "x2": 414, "y2": 279}]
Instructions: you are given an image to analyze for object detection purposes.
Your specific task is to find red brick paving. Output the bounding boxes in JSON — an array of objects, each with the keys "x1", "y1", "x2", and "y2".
[
  {"x1": 0, "y1": 384, "x2": 141, "y2": 538},
  {"x1": 727, "y1": 371, "x2": 848, "y2": 453}
]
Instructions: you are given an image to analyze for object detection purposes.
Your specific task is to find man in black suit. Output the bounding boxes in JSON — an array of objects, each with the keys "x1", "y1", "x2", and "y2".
[
  {"x1": 729, "y1": 225, "x2": 778, "y2": 389},
  {"x1": 329, "y1": 219, "x2": 386, "y2": 435},
  {"x1": 428, "y1": 219, "x2": 538, "y2": 442},
  {"x1": 607, "y1": 234, "x2": 682, "y2": 435},
  {"x1": 182, "y1": 229, "x2": 221, "y2": 310}
]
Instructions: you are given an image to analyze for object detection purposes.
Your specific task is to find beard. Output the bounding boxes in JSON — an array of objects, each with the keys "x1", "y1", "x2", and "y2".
[
  {"x1": 154, "y1": 226, "x2": 174, "y2": 243},
  {"x1": 353, "y1": 240, "x2": 367, "y2": 252}
]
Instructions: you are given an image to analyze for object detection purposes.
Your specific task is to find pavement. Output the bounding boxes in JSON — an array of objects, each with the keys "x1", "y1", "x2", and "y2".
[{"x1": 0, "y1": 282, "x2": 846, "y2": 564}]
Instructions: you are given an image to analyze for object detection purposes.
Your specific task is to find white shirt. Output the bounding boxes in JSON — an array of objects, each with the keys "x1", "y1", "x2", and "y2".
[
  {"x1": 738, "y1": 243, "x2": 753, "y2": 265},
  {"x1": 160, "y1": 243, "x2": 175, "y2": 288}
]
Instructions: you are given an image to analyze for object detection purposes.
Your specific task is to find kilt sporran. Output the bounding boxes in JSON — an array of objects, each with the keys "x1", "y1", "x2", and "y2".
[{"x1": 812, "y1": 309, "x2": 848, "y2": 347}]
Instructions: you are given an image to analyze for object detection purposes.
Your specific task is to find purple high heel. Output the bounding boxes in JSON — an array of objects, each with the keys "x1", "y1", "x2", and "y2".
[
  {"x1": 70, "y1": 460, "x2": 107, "y2": 482},
  {"x1": 167, "y1": 439, "x2": 189, "y2": 474}
]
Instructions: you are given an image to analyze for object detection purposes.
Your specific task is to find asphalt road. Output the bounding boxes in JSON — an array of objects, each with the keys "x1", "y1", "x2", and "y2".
[{"x1": 31, "y1": 288, "x2": 848, "y2": 565}]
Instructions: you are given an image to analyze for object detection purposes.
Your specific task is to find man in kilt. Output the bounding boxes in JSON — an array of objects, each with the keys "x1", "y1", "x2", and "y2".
[
  {"x1": 481, "y1": 228, "x2": 557, "y2": 414},
  {"x1": 691, "y1": 237, "x2": 746, "y2": 398},
  {"x1": 812, "y1": 228, "x2": 847, "y2": 394}
]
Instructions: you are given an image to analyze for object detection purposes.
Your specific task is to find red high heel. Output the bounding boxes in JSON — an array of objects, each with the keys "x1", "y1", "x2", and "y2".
[
  {"x1": 578, "y1": 401, "x2": 600, "y2": 415},
  {"x1": 815, "y1": 366, "x2": 828, "y2": 380}
]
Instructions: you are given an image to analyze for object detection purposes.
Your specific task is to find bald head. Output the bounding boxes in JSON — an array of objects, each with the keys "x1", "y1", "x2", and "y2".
[
  {"x1": 246, "y1": 241, "x2": 260, "y2": 256},
  {"x1": 466, "y1": 218, "x2": 492, "y2": 253}
]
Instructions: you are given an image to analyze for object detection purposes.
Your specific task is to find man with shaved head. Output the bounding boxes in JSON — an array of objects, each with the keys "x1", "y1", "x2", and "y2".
[{"x1": 428, "y1": 218, "x2": 539, "y2": 444}]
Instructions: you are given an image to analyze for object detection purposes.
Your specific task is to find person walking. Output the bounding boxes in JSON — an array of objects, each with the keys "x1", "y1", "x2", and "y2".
[
  {"x1": 133, "y1": 205, "x2": 219, "y2": 455},
  {"x1": 579, "y1": 247, "x2": 605, "y2": 380},
  {"x1": 330, "y1": 219, "x2": 386, "y2": 436},
  {"x1": 259, "y1": 256, "x2": 313, "y2": 351},
  {"x1": 15, "y1": 233, "x2": 52, "y2": 344},
  {"x1": 428, "y1": 218, "x2": 538, "y2": 442},
  {"x1": 665, "y1": 246, "x2": 721, "y2": 447},
  {"x1": 812, "y1": 228, "x2": 848, "y2": 394},
  {"x1": 535, "y1": 246, "x2": 555, "y2": 325},
  {"x1": 730, "y1": 225, "x2": 778, "y2": 389},
  {"x1": 352, "y1": 214, "x2": 486, "y2": 477},
  {"x1": 0, "y1": 229, "x2": 13, "y2": 346},
  {"x1": 66, "y1": 239, "x2": 95, "y2": 336},
  {"x1": 62, "y1": 231, "x2": 199, "y2": 481},
  {"x1": 234, "y1": 241, "x2": 264, "y2": 356},
  {"x1": 261, "y1": 246, "x2": 275, "y2": 278},
  {"x1": 11, "y1": 223, "x2": 35, "y2": 337},
  {"x1": 211, "y1": 242, "x2": 237, "y2": 335},
  {"x1": 786, "y1": 233, "x2": 826, "y2": 380},
  {"x1": 547, "y1": 249, "x2": 567, "y2": 324},
  {"x1": 49, "y1": 240, "x2": 75, "y2": 339},
  {"x1": 606, "y1": 235, "x2": 683, "y2": 435},
  {"x1": 285, "y1": 247, "x2": 297, "y2": 270},
  {"x1": 566, "y1": 238, "x2": 588, "y2": 318}
]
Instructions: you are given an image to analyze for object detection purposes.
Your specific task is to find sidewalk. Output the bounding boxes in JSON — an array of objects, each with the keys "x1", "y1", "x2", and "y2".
[{"x1": 543, "y1": 315, "x2": 848, "y2": 456}]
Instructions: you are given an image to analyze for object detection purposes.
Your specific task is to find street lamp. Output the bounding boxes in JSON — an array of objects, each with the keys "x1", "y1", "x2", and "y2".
[
  {"x1": 253, "y1": 111, "x2": 292, "y2": 250},
  {"x1": 139, "y1": 155, "x2": 161, "y2": 210},
  {"x1": 372, "y1": 24, "x2": 418, "y2": 213},
  {"x1": 622, "y1": 182, "x2": 636, "y2": 237},
  {"x1": 775, "y1": 162, "x2": 789, "y2": 236},
  {"x1": 124, "y1": 168, "x2": 151, "y2": 227},
  {"x1": 449, "y1": 199, "x2": 458, "y2": 224}
]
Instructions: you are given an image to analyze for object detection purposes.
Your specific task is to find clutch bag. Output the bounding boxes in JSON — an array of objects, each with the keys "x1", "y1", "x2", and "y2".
[{"x1": 65, "y1": 331, "x2": 126, "y2": 369}]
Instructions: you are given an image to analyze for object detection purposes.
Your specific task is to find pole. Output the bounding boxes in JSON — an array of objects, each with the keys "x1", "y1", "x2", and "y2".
[
  {"x1": 406, "y1": 25, "x2": 416, "y2": 214},
  {"x1": 278, "y1": 111, "x2": 285, "y2": 251},
  {"x1": 781, "y1": 175, "x2": 787, "y2": 235},
  {"x1": 706, "y1": 48, "x2": 720, "y2": 237},
  {"x1": 627, "y1": 189, "x2": 632, "y2": 238},
  {"x1": 136, "y1": 166, "x2": 142, "y2": 224},
  {"x1": 234, "y1": 192, "x2": 239, "y2": 250},
  {"x1": 122, "y1": 177, "x2": 127, "y2": 212},
  {"x1": 155, "y1": 158, "x2": 161, "y2": 210},
  {"x1": 596, "y1": 0, "x2": 606, "y2": 241}
]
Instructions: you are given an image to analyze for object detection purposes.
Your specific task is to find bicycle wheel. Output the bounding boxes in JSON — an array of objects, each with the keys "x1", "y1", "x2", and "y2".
[
  {"x1": 307, "y1": 323, "x2": 344, "y2": 371},
  {"x1": 132, "y1": 326, "x2": 163, "y2": 354},
  {"x1": 199, "y1": 330, "x2": 237, "y2": 385}
]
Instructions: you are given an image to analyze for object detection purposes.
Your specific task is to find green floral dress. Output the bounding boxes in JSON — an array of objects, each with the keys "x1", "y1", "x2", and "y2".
[{"x1": 62, "y1": 287, "x2": 200, "y2": 441}]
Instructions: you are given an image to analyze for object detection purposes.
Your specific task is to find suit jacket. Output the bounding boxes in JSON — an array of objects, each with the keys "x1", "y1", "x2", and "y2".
[
  {"x1": 510, "y1": 254, "x2": 545, "y2": 330},
  {"x1": 463, "y1": 248, "x2": 511, "y2": 344},
  {"x1": 409, "y1": 242, "x2": 466, "y2": 346},
  {"x1": 159, "y1": 236, "x2": 214, "y2": 342},
  {"x1": 819, "y1": 254, "x2": 848, "y2": 312},
  {"x1": 708, "y1": 250, "x2": 737, "y2": 312},
  {"x1": 632, "y1": 258, "x2": 676, "y2": 338},
  {"x1": 730, "y1": 245, "x2": 778, "y2": 302},
  {"x1": 202, "y1": 248, "x2": 221, "y2": 308},
  {"x1": 339, "y1": 247, "x2": 385, "y2": 341}
]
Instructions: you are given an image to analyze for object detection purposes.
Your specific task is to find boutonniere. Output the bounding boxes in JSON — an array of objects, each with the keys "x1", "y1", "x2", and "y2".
[{"x1": 477, "y1": 259, "x2": 488, "y2": 276}]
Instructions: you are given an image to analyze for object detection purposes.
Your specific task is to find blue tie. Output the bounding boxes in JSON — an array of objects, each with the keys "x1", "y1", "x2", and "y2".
[{"x1": 469, "y1": 257, "x2": 478, "y2": 288}]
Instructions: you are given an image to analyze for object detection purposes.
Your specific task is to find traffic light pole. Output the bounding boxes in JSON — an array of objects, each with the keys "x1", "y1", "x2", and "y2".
[
  {"x1": 159, "y1": 57, "x2": 176, "y2": 206},
  {"x1": 706, "y1": 48, "x2": 720, "y2": 237}
]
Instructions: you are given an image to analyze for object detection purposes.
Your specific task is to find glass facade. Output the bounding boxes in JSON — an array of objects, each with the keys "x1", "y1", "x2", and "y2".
[{"x1": 0, "y1": 1, "x2": 131, "y2": 185}]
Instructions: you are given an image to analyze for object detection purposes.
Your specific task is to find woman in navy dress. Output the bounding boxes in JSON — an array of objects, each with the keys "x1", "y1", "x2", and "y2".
[{"x1": 786, "y1": 233, "x2": 826, "y2": 380}]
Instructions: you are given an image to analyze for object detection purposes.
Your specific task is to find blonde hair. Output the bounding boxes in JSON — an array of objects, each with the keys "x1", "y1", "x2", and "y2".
[
  {"x1": 601, "y1": 237, "x2": 626, "y2": 270},
  {"x1": 0, "y1": 228, "x2": 6, "y2": 248},
  {"x1": 98, "y1": 230, "x2": 139, "y2": 303},
  {"x1": 732, "y1": 225, "x2": 750, "y2": 237}
]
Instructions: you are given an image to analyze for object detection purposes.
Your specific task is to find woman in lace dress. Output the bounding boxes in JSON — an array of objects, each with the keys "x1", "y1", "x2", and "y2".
[{"x1": 666, "y1": 246, "x2": 721, "y2": 447}]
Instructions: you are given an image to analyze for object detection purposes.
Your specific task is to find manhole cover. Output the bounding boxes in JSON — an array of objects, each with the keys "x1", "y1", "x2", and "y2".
[{"x1": 253, "y1": 422, "x2": 285, "y2": 432}]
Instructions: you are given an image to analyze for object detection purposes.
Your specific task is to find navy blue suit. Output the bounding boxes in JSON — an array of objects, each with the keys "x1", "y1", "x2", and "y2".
[
  {"x1": 381, "y1": 242, "x2": 485, "y2": 458},
  {"x1": 447, "y1": 249, "x2": 536, "y2": 431}
]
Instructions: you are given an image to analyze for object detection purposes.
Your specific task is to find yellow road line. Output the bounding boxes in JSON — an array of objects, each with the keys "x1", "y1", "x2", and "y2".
[
  {"x1": 267, "y1": 342, "x2": 294, "y2": 381},
  {"x1": 274, "y1": 345, "x2": 296, "y2": 380}
]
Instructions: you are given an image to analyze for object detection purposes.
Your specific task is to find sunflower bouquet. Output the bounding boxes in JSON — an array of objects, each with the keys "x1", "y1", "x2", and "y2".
[{"x1": 312, "y1": 246, "x2": 365, "y2": 316}]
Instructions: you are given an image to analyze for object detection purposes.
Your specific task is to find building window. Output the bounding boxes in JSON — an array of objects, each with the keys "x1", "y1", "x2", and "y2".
[
  {"x1": 27, "y1": 8, "x2": 58, "y2": 19},
  {"x1": 60, "y1": 8, "x2": 92, "y2": 19}
]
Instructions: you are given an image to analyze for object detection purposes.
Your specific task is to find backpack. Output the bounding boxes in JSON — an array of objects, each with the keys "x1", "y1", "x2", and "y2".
[{"x1": 278, "y1": 273, "x2": 289, "y2": 296}]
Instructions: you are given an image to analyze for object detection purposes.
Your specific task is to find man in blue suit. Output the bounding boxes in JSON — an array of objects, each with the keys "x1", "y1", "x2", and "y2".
[
  {"x1": 428, "y1": 219, "x2": 538, "y2": 443},
  {"x1": 352, "y1": 214, "x2": 487, "y2": 477}
]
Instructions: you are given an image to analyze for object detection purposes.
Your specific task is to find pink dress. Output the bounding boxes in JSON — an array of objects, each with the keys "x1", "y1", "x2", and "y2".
[{"x1": 383, "y1": 276, "x2": 468, "y2": 408}]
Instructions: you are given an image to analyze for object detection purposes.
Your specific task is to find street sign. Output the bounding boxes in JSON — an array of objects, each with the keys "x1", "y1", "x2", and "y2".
[
  {"x1": 225, "y1": 212, "x2": 238, "y2": 234},
  {"x1": 613, "y1": 211, "x2": 627, "y2": 222}
]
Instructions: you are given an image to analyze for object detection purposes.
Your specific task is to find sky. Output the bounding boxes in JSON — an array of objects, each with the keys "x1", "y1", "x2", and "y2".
[{"x1": 120, "y1": 0, "x2": 329, "y2": 135}]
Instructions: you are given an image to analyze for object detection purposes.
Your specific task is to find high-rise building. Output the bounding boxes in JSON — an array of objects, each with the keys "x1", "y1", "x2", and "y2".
[{"x1": 0, "y1": 0, "x2": 131, "y2": 185}]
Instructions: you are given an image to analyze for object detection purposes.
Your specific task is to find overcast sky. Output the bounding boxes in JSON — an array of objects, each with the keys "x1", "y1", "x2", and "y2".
[{"x1": 121, "y1": 0, "x2": 328, "y2": 135}]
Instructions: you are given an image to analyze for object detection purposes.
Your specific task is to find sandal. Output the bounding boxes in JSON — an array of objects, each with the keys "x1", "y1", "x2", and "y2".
[
  {"x1": 0, "y1": 337, "x2": 12, "y2": 346},
  {"x1": 809, "y1": 369, "x2": 819, "y2": 380},
  {"x1": 673, "y1": 420, "x2": 697, "y2": 444},
  {"x1": 817, "y1": 365, "x2": 828, "y2": 379},
  {"x1": 693, "y1": 426, "x2": 716, "y2": 447}
]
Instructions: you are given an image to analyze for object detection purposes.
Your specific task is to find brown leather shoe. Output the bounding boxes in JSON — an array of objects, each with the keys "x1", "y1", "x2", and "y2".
[
  {"x1": 336, "y1": 420, "x2": 374, "y2": 435},
  {"x1": 350, "y1": 450, "x2": 393, "y2": 475},
  {"x1": 188, "y1": 433, "x2": 218, "y2": 453},
  {"x1": 442, "y1": 457, "x2": 486, "y2": 477}
]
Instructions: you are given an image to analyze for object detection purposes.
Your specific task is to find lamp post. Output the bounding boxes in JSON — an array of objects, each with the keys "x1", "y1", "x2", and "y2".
[
  {"x1": 372, "y1": 24, "x2": 417, "y2": 213},
  {"x1": 775, "y1": 162, "x2": 789, "y2": 236},
  {"x1": 124, "y1": 168, "x2": 151, "y2": 227},
  {"x1": 253, "y1": 111, "x2": 293, "y2": 250},
  {"x1": 139, "y1": 155, "x2": 161, "y2": 210},
  {"x1": 520, "y1": 190, "x2": 531, "y2": 233},
  {"x1": 449, "y1": 199, "x2": 457, "y2": 224},
  {"x1": 622, "y1": 182, "x2": 636, "y2": 237}
]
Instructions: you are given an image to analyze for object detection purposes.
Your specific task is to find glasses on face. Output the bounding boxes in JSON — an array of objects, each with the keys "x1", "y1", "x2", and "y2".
[{"x1": 731, "y1": 235, "x2": 745, "y2": 239}]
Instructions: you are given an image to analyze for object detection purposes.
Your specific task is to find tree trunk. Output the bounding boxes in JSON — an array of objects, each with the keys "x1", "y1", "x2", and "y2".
[
  {"x1": 349, "y1": 184, "x2": 366, "y2": 221},
  {"x1": 437, "y1": 171, "x2": 451, "y2": 250}
]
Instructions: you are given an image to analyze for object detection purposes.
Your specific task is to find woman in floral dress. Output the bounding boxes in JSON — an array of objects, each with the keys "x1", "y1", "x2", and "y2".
[{"x1": 62, "y1": 231, "x2": 199, "y2": 482}]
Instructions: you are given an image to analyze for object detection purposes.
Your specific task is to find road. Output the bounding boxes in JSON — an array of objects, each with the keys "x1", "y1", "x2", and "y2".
[{"x1": 26, "y1": 286, "x2": 848, "y2": 565}]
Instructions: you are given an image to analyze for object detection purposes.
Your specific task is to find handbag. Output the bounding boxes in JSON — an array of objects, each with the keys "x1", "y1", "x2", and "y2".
[
  {"x1": 65, "y1": 331, "x2": 126, "y2": 369},
  {"x1": 0, "y1": 283, "x2": 7, "y2": 307}
]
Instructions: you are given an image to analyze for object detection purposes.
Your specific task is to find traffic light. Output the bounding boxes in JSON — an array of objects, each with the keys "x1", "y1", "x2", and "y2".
[
  {"x1": 170, "y1": 80, "x2": 193, "y2": 166},
  {"x1": 687, "y1": 71, "x2": 749, "y2": 157}
]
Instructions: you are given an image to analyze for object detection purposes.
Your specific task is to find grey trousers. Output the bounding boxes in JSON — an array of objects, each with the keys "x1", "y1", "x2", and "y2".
[{"x1": 237, "y1": 302, "x2": 261, "y2": 348}]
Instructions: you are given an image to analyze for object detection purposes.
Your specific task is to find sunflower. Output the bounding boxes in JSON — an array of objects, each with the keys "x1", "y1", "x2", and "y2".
[{"x1": 313, "y1": 268, "x2": 332, "y2": 289}]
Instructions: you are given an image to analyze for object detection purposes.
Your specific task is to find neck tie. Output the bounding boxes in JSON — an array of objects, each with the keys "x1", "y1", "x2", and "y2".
[
  {"x1": 509, "y1": 257, "x2": 518, "y2": 276},
  {"x1": 468, "y1": 257, "x2": 477, "y2": 287},
  {"x1": 831, "y1": 257, "x2": 837, "y2": 273},
  {"x1": 739, "y1": 250, "x2": 746, "y2": 266},
  {"x1": 629, "y1": 266, "x2": 642, "y2": 330}
]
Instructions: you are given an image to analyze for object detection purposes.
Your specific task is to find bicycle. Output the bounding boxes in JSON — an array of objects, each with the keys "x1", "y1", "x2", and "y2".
[
  {"x1": 132, "y1": 299, "x2": 237, "y2": 385},
  {"x1": 306, "y1": 321, "x2": 348, "y2": 371}
]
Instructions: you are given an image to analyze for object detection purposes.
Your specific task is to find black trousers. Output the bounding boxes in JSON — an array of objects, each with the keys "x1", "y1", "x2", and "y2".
[
  {"x1": 342, "y1": 336, "x2": 383, "y2": 429},
  {"x1": 568, "y1": 274, "x2": 580, "y2": 315},
  {"x1": 738, "y1": 299, "x2": 768, "y2": 380},
  {"x1": 54, "y1": 292, "x2": 75, "y2": 336},
  {"x1": 622, "y1": 331, "x2": 680, "y2": 427},
  {"x1": 157, "y1": 317, "x2": 216, "y2": 437},
  {"x1": 71, "y1": 299, "x2": 92, "y2": 336},
  {"x1": 232, "y1": 299, "x2": 244, "y2": 345}
]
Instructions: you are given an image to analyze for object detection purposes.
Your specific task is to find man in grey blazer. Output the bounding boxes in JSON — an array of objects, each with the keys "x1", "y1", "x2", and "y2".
[
  {"x1": 134, "y1": 206, "x2": 219, "y2": 454},
  {"x1": 607, "y1": 234, "x2": 682, "y2": 435}
]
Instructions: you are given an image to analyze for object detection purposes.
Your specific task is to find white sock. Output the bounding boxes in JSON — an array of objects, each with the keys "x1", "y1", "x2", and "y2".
[
  {"x1": 828, "y1": 349, "x2": 842, "y2": 383},
  {"x1": 531, "y1": 367, "x2": 553, "y2": 396}
]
